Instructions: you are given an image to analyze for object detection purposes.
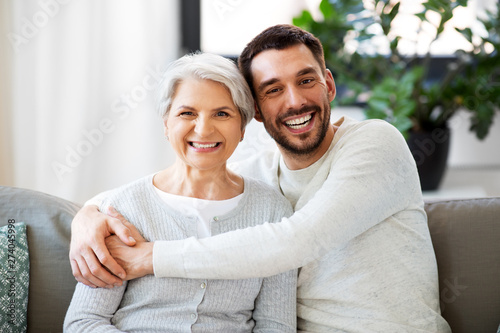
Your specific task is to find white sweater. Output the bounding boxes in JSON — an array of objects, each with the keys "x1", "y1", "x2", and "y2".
[{"x1": 153, "y1": 117, "x2": 451, "y2": 332}]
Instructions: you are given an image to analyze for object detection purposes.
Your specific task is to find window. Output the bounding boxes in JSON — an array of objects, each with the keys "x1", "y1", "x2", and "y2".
[
  {"x1": 192, "y1": 0, "x2": 497, "y2": 57},
  {"x1": 200, "y1": 0, "x2": 321, "y2": 56}
]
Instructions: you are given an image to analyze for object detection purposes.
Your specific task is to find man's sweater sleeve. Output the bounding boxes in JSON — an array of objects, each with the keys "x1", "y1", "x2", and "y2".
[{"x1": 154, "y1": 121, "x2": 421, "y2": 279}]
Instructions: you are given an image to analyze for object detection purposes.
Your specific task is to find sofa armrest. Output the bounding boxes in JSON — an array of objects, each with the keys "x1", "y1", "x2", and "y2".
[
  {"x1": 425, "y1": 197, "x2": 500, "y2": 333},
  {"x1": 0, "y1": 186, "x2": 81, "y2": 333}
]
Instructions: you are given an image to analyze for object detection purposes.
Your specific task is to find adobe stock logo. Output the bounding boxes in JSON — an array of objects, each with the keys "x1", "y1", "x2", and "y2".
[
  {"x1": 410, "y1": 127, "x2": 449, "y2": 166},
  {"x1": 440, "y1": 277, "x2": 468, "y2": 312},
  {"x1": 7, "y1": 0, "x2": 73, "y2": 53},
  {"x1": 212, "y1": 0, "x2": 243, "y2": 20},
  {"x1": 51, "y1": 65, "x2": 164, "y2": 182}
]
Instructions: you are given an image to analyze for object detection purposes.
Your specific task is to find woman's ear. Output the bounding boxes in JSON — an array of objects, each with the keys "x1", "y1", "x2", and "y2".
[{"x1": 163, "y1": 116, "x2": 169, "y2": 138}]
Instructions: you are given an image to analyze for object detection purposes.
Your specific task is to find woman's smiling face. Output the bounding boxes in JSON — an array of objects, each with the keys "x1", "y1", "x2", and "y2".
[{"x1": 164, "y1": 78, "x2": 244, "y2": 172}]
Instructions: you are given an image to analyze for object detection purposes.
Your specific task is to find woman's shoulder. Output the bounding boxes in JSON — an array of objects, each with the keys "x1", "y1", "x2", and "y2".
[
  {"x1": 242, "y1": 177, "x2": 292, "y2": 214},
  {"x1": 98, "y1": 174, "x2": 155, "y2": 207},
  {"x1": 243, "y1": 176, "x2": 280, "y2": 196}
]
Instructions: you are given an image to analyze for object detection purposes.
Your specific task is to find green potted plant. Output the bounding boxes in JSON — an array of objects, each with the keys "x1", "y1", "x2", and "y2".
[{"x1": 294, "y1": 0, "x2": 500, "y2": 190}]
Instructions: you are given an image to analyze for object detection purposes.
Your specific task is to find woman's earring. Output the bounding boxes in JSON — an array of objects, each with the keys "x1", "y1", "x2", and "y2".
[{"x1": 240, "y1": 137, "x2": 244, "y2": 142}]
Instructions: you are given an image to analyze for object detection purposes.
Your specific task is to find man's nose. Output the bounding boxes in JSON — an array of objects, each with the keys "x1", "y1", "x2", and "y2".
[{"x1": 284, "y1": 85, "x2": 307, "y2": 110}]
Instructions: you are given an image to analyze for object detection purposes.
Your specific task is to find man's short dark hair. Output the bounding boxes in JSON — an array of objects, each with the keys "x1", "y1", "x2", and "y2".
[{"x1": 238, "y1": 24, "x2": 326, "y2": 97}]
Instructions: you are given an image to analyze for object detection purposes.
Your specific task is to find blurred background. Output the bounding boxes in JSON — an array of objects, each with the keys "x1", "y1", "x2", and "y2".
[{"x1": 1, "y1": 0, "x2": 499, "y2": 204}]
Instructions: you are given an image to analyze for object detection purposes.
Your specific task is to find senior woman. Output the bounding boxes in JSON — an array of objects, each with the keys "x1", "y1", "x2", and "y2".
[{"x1": 63, "y1": 53, "x2": 296, "y2": 332}]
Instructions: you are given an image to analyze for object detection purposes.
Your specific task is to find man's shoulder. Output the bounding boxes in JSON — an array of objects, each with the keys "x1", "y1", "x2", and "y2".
[
  {"x1": 339, "y1": 117, "x2": 399, "y2": 137},
  {"x1": 229, "y1": 148, "x2": 279, "y2": 181},
  {"x1": 335, "y1": 117, "x2": 405, "y2": 149}
]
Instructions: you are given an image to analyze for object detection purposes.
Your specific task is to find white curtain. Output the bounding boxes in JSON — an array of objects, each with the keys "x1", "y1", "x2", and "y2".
[
  {"x1": 1, "y1": 0, "x2": 14, "y2": 187},
  {"x1": 2, "y1": 0, "x2": 180, "y2": 204}
]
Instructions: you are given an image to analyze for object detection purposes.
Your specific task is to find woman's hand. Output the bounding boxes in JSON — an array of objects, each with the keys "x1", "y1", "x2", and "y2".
[
  {"x1": 106, "y1": 235, "x2": 154, "y2": 281},
  {"x1": 69, "y1": 205, "x2": 138, "y2": 288}
]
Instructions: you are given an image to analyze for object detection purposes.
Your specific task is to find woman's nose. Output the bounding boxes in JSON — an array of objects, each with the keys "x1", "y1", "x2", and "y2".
[{"x1": 194, "y1": 116, "x2": 214, "y2": 137}]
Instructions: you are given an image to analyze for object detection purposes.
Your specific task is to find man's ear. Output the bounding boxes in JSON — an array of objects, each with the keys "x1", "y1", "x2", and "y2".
[
  {"x1": 253, "y1": 101, "x2": 263, "y2": 123},
  {"x1": 325, "y1": 69, "x2": 336, "y2": 103}
]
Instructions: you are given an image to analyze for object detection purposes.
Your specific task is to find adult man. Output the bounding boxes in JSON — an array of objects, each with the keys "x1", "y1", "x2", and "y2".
[{"x1": 70, "y1": 24, "x2": 451, "y2": 332}]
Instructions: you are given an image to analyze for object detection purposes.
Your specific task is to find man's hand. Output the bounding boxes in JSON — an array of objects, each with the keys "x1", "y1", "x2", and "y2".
[
  {"x1": 106, "y1": 235, "x2": 154, "y2": 280},
  {"x1": 69, "y1": 205, "x2": 137, "y2": 288}
]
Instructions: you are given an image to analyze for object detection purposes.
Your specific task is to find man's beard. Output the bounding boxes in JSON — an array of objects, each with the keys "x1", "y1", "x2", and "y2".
[{"x1": 259, "y1": 101, "x2": 331, "y2": 156}]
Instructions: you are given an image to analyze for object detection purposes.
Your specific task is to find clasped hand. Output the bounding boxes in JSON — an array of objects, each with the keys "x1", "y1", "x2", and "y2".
[{"x1": 69, "y1": 205, "x2": 153, "y2": 288}]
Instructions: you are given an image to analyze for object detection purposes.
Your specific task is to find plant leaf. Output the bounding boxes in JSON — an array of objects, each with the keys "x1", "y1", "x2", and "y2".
[
  {"x1": 456, "y1": 27, "x2": 473, "y2": 43},
  {"x1": 319, "y1": 0, "x2": 334, "y2": 19}
]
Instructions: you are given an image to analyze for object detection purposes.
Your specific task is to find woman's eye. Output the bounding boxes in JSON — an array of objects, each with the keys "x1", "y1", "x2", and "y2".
[
  {"x1": 179, "y1": 111, "x2": 194, "y2": 117},
  {"x1": 216, "y1": 111, "x2": 229, "y2": 117}
]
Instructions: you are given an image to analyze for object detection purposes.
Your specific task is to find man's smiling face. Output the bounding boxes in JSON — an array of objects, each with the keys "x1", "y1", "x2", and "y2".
[{"x1": 251, "y1": 44, "x2": 336, "y2": 159}]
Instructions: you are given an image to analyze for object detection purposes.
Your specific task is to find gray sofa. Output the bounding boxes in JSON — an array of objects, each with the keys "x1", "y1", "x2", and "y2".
[{"x1": 0, "y1": 186, "x2": 499, "y2": 332}]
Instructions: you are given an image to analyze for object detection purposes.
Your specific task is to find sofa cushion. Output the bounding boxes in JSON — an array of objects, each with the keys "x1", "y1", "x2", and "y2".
[
  {"x1": 0, "y1": 186, "x2": 81, "y2": 333},
  {"x1": 425, "y1": 197, "x2": 500, "y2": 333},
  {"x1": 0, "y1": 222, "x2": 29, "y2": 333}
]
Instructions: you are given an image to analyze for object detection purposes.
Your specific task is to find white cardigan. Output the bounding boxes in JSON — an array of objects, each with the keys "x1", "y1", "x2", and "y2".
[{"x1": 66, "y1": 176, "x2": 296, "y2": 332}]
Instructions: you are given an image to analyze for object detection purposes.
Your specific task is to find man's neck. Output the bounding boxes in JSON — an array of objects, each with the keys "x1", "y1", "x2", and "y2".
[{"x1": 280, "y1": 124, "x2": 336, "y2": 170}]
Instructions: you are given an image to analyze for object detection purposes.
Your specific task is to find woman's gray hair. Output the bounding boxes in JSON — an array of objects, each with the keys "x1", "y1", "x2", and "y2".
[{"x1": 157, "y1": 52, "x2": 255, "y2": 129}]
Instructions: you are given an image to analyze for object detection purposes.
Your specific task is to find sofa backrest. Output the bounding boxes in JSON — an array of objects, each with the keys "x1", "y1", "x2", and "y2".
[
  {"x1": 425, "y1": 197, "x2": 500, "y2": 333},
  {"x1": 0, "y1": 186, "x2": 81, "y2": 333}
]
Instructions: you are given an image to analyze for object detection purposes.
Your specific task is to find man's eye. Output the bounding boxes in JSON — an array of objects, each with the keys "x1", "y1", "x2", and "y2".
[
  {"x1": 300, "y1": 78, "x2": 313, "y2": 85},
  {"x1": 266, "y1": 87, "x2": 281, "y2": 95}
]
